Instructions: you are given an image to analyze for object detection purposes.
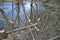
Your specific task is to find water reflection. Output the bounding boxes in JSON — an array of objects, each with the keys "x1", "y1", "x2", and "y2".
[
  {"x1": 0, "y1": 2, "x2": 58, "y2": 30},
  {"x1": 0, "y1": 2, "x2": 37, "y2": 29}
]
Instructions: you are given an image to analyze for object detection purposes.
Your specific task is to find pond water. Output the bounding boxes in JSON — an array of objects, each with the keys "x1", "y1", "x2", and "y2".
[{"x1": 0, "y1": 2, "x2": 58, "y2": 30}]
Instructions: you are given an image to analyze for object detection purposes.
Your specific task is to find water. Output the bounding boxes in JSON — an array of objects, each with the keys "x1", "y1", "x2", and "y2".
[
  {"x1": 0, "y1": 2, "x2": 38, "y2": 30},
  {"x1": 0, "y1": 2, "x2": 58, "y2": 30}
]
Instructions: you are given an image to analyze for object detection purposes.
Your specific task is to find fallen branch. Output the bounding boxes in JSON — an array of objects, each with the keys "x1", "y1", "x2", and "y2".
[{"x1": 6, "y1": 23, "x2": 38, "y2": 34}]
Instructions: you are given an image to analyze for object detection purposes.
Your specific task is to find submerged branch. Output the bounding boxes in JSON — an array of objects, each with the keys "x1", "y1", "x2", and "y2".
[{"x1": 0, "y1": 8, "x2": 14, "y2": 29}]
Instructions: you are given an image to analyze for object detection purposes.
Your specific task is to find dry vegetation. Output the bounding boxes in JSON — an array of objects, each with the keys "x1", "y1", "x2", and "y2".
[{"x1": 0, "y1": 0, "x2": 60, "y2": 40}]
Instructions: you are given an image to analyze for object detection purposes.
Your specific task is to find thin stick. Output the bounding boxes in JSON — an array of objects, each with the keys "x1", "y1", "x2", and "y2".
[
  {"x1": 49, "y1": 35, "x2": 60, "y2": 40},
  {"x1": 6, "y1": 23, "x2": 38, "y2": 33}
]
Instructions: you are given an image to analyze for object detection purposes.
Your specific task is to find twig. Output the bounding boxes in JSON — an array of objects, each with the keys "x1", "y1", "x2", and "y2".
[
  {"x1": 29, "y1": 28, "x2": 35, "y2": 40},
  {"x1": 49, "y1": 35, "x2": 60, "y2": 40},
  {"x1": 6, "y1": 23, "x2": 38, "y2": 33},
  {"x1": 44, "y1": 3, "x2": 59, "y2": 8}
]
